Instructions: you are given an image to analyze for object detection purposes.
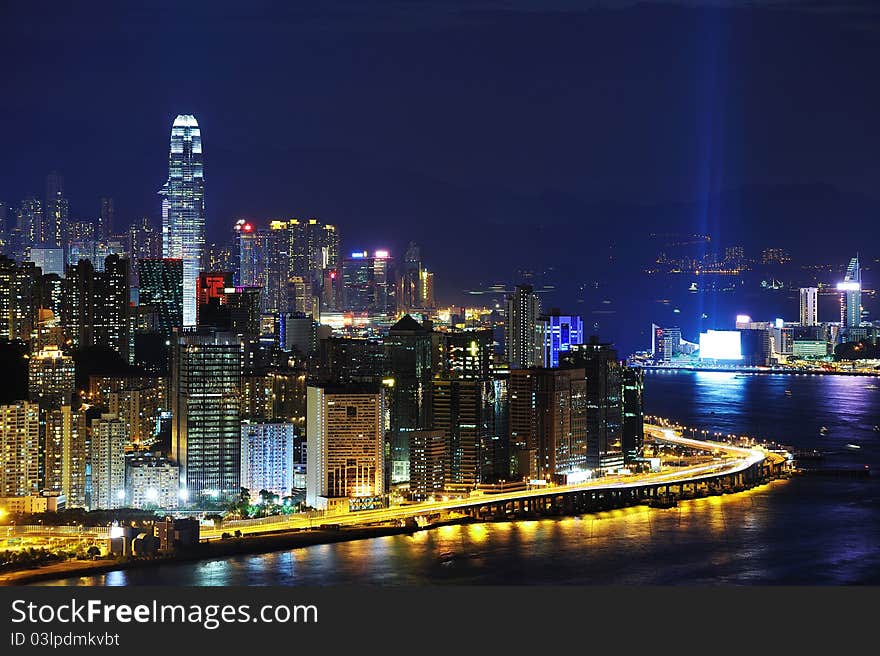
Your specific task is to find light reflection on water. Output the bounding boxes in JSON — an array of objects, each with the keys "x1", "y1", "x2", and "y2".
[{"x1": 41, "y1": 372, "x2": 880, "y2": 586}]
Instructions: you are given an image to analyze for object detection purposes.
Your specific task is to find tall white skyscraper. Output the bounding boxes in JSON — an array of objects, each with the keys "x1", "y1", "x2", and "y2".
[
  {"x1": 837, "y1": 256, "x2": 861, "y2": 331},
  {"x1": 161, "y1": 114, "x2": 205, "y2": 326},
  {"x1": 799, "y1": 287, "x2": 818, "y2": 326}
]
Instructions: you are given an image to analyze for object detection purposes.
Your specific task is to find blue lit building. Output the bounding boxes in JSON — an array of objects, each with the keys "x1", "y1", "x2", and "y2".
[{"x1": 539, "y1": 312, "x2": 584, "y2": 368}]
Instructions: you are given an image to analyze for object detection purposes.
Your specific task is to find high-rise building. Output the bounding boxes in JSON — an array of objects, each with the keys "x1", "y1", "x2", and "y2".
[
  {"x1": 537, "y1": 312, "x2": 584, "y2": 368},
  {"x1": 385, "y1": 315, "x2": 436, "y2": 484},
  {"x1": 559, "y1": 339, "x2": 625, "y2": 470},
  {"x1": 0, "y1": 256, "x2": 40, "y2": 340},
  {"x1": 128, "y1": 217, "x2": 162, "y2": 286},
  {"x1": 838, "y1": 256, "x2": 862, "y2": 332},
  {"x1": 306, "y1": 384, "x2": 385, "y2": 511},
  {"x1": 43, "y1": 405, "x2": 86, "y2": 507},
  {"x1": 342, "y1": 250, "x2": 394, "y2": 314},
  {"x1": 508, "y1": 368, "x2": 587, "y2": 482},
  {"x1": 651, "y1": 324, "x2": 682, "y2": 362},
  {"x1": 430, "y1": 378, "x2": 496, "y2": 493},
  {"x1": 799, "y1": 288, "x2": 818, "y2": 327},
  {"x1": 43, "y1": 172, "x2": 68, "y2": 248},
  {"x1": 171, "y1": 329, "x2": 241, "y2": 503},
  {"x1": 234, "y1": 220, "x2": 258, "y2": 288},
  {"x1": 138, "y1": 258, "x2": 184, "y2": 339},
  {"x1": 288, "y1": 218, "x2": 340, "y2": 299},
  {"x1": 160, "y1": 115, "x2": 205, "y2": 327},
  {"x1": 240, "y1": 421, "x2": 295, "y2": 498},
  {"x1": 90, "y1": 413, "x2": 128, "y2": 510},
  {"x1": 28, "y1": 345, "x2": 75, "y2": 411},
  {"x1": 505, "y1": 284, "x2": 541, "y2": 369},
  {"x1": 439, "y1": 328, "x2": 494, "y2": 380},
  {"x1": 17, "y1": 197, "x2": 43, "y2": 250},
  {"x1": 0, "y1": 402, "x2": 41, "y2": 498},
  {"x1": 409, "y1": 429, "x2": 445, "y2": 500},
  {"x1": 99, "y1": 197, "x2": 115, "y2": 241},
  {"x1": 622, "y1": 367, "x2": 644, "y2": 464}
]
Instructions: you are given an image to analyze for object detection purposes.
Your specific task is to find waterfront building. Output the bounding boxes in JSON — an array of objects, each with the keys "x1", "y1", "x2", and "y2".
[
  {"x1": 305, "y1": 384, "x2": 385, "y2": 511},
  {"x1": 125, "y1": 453, "x2": 179, "y2": 509},
  {"x1": 505, "y1": 284, "x2": 541, "y2": 369},
  {"x1": 651, "y1": 324, "x2": 682, "y2": 362},
  {"x1": 508, "y1": 367, "x2": 588, "y2": 482},
  {"x1": 792, "y1": 340, "x2": 829, "y2": 359},
  {"x1": 838, "y1": 256, "x2": 862, "y2": 333},
  {"x1": 799, "y1": 287, "x2": 819, "y2": 326},
  {"x1": 622, "y1": 366, "x2": 644, "y2": 463},
  {"x1": 385, "y1": 315, "x2": 436, "y2": 484},
  {"x1": 240, "y1": 421, "x2": 295, "y2": 498},
  {"x1": 171, "y1": 329, "x2": 242, "y2": 503},
  {"x1": 160, "y1": 114, "x2": 205, "y2": 327},
  {"x1": 559, "y1": 339, "x2": 625, "y2": 470},
  {"x1": 0, "y1": 402, "x2": 41, "y2": 498},
  {"x1": 409, "y1": 429, "x2": 445, "y2": 500}
]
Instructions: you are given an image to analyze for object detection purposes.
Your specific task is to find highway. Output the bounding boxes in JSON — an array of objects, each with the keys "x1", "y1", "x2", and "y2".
[{"x1": 202, "y1": 425, "x2": 772, "y2": 540}]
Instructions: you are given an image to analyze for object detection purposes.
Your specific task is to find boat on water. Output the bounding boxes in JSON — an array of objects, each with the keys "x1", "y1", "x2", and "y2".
[
  {"x1": 784, "y1": 390, "x2": 792, "y2": 396},
  {"x1": 819, "y1": 426, "x2": 829, "y2": 435},
  {"x1": 846, "y1": 444, "x2": 861, "y2": 450}
]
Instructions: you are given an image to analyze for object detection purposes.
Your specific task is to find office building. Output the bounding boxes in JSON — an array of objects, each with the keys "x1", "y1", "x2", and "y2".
[
  {"x1": 440, "y1": 328, "x2": 493, "y2": 380},
  {"x1": 306, "y1": 385, "x2": 385, "y2": 511},
  {"x1": 538, "y1": 312, "x2": 584, "y2": 368},
  {"x1": 43, "y1": 172, "x2": 68, "y2": 247},
  {"x1": 409, "y1": 429, "x2": 445, "y2": 500},
  {"x1": 505, "y1": 284, "x2": 541, "y2": 368},
  {"x1": 0, "y1": 402, "x2": 41, "y2": 498},
  {"x1": 99, "y1": 196, "x2": 115, "y2": 241},
  {"x1": 138, "y1": 258, "x2": 184, "y2": 339},
  {"x1": 838, "y1": 256, "x2": 862, "y2": 332},
  {"x1": 342, "y1": 249, "x2": 394, "y2": 314},
  {"x1": 160, "y1": 114, "x2": 205, "y2": 327},
  {"x1": 171, "y1": 329, "x2": 242, "y2": 503},
  {"x1": 799, "y1": 287, "x2": 818, "y2": 327},
  {"x1": 240, "y1": 421, "x2": 295, "y2": 498},
  {"x1": 508, "y1": 368, "x2": 587, "y2": 482},
  {"x1": 651, "y1": 324, "x2": 682, "y2": 362},
  {"x1": 559, "y1": 339, "x2": 625, "y2": 470},
  {"x1": 622, "y1": 367, "x2": 644, "y2": 463},
  {"x1": 29, "y1": 247, "x2": 64, "y2": 277}
]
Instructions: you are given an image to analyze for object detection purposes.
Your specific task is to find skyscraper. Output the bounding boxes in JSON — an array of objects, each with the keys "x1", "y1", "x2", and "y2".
[
  {"x1": 838, "y1": 256, "x2": 861, "y2": 332},
  {"x1": 505, "y1": 284, "x2": 541, "y2": 369},
  {"x1": 90, "y1": 413, "x2": 128, "y2": 509},
  {"x1": 799, "y1": 287, "x2": 818, "y2": 326},
  {"x1": 171, "y1": 328, "x2": 241, "y2": 503},
  {"x1": 0, "y1": 402, "x2": 41, "y2": 498},
  {"x1": 28, "y1": 346, "x2": 75, "y2": 411},
  {"x1": 160, "y1": 115, "x2": 205, "y2": 327},
  {"x1": 99, "y1": 197, "x2": 115, "y2": 241},
  {"x1": 306, "y1": 384, "x2": 385, "y2": 511},
  {"x1": 537, "y1": 312, "x2": 584, "y2": 368},
  {"x1": 44, "y1": 172, "x2": 68, "y2": 248},
  {"x1": 138, "y1": 258, "x2": 184, "y2": 339}
]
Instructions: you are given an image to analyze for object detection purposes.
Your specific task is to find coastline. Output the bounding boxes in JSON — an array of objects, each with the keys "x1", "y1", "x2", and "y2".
[
  {"x1": 2, "y1": 478, "x2": 792, "y2": 586},
  {"x1": 0, "y1": 523, "x2": 446, "y2": 586},
  {"x1": 639, "y1": 365, "x2": 880, "y2": 376}
]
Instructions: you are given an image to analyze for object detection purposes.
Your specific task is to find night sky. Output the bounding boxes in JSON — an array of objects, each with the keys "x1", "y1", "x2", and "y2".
[{"x1": 2, "y1": 1, "x2": 879, "y2": 306}]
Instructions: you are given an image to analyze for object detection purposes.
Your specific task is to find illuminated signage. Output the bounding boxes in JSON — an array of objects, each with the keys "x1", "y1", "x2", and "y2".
[
  {"x1": 374, "y1": 249, "x2": 390, "y2": 259},
  {"x1": 836, "y1": 281, "x2": 861, "y2": 291},
  {"x1": 699, "y1": 330, "x2": 743, "y2": 360},
  {"x1": 735, "y1": 314, "x2": 751, "y2": 325},
  {"x1": 350, "y1": 251, "x2": 367, "y2": 259}
]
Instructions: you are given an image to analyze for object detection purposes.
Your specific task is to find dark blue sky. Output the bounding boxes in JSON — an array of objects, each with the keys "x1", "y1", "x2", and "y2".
[{"x1": 2, "y1": 0, "x2": 879, "y2": 302}]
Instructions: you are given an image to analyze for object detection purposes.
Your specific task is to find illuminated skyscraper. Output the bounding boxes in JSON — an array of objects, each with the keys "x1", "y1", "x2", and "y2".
[
  {"x1": 44, "y1": 172, "x2": 68, "y2": 248},
  {"x1": 799, "y1": 287, "x2": 818, "y2": 326},
  {"x1": 838, "y1": 256, "x2": 861, "y2": 331},
  {"x1": 160, "y1": 114, "x2": 205, "y2": 327},
  {"x1": 138, "y1": 258, "x2": 183, "y2": 339},
  {"x1": 99, "y1": 197, "x2": 115, "y2": 241},
  {"x1": 306, "y1": 384, "x2": 385, "y2": 511},
  {"x1": 28, "y1": 346, "x2": 75, "y2": 411},
  {"x1": 171, "y1": 328, "x2": 241, "y2": 503},
  {"x1": 0, "y1": 401, "x2": 41, "y2": 498}
]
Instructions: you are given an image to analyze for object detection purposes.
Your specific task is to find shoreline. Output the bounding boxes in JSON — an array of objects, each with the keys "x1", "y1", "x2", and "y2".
[
  {"x1": 639, "y1": 365, "x2": 880, "y2": 377},
  {"x1": 0, "y1": 522, "x2": 471, "y2": 586},
  {"x1": 2, "y1": 477, "x2": 792, "y2": 586}
]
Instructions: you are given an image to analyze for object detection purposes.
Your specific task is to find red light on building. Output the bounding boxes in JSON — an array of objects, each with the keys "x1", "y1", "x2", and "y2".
[{"x1": 242, "y1": 222, "x2": 254, "y2": 233}]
